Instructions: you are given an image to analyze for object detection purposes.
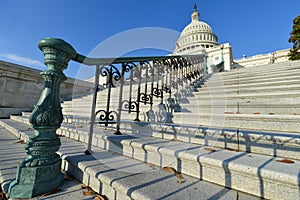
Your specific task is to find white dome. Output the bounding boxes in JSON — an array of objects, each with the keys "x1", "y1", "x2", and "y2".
[
  {"x1": 174, "y1": 4, "x2": 218, "y2": 54},
  {"x1": 181, "y1": 20, "x2": 214, "y2": 35}
]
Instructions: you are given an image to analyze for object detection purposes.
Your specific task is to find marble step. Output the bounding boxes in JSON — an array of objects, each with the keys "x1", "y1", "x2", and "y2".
[
  {"x1": 63, "y1": 111, "x2": 300, "y2": 131},
  {"x1": 62, "y1": 95, "x2": 300, "y2": 108},
  {"x1": 13, "y1": 114, "x2": 300, "y2": 162},
  {"x1": 62, "y1": 91, "x2": 300, "y2": 109},
  {"x1": 171, "y1": 113, "x2": 300, "y2": 133},
  {"x1": 21, "y1": 108, "x2": 300, "y2": 133},
  {"x1": 63, "y1": 84, "x2": 300, "y2": 104},
  {"x1": 197, "y1": 81, "x2": 300, "y2": 93},
  {"x1": 61, "y1": 103, "x2": 300, "y2": 116},
  {"x1": 204, "y1": 75, "x2": 300, "y2": 87},
  {"x1": 65, "y1": 75, "x2": 300, "y2": 99},
  {"x1": 72, "y1": 69, "x2": 300, "y2": 98},
  {"x1": 178, "y1": 104, "x2": 300, "y2": 115},
  {"x1": 222, "y1": 61, "x2": 300, "y2": 75},
  {"x1": 209, "y1": 65, "x2": 300, "y2": 81}
]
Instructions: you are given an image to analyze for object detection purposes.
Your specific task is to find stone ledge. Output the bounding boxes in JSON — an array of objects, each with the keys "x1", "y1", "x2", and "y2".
[
  {"x1": 0, "y1": 60, "x2": 93, "y2": 116},
  {"x1": 59, "y1": 141, "x2": 252, "y2": 200},
  {"x1": 60, "y1": 114, "x2": 300, "y2": 160},
  {"x1": 0, "y1": 107, "x2": 32, "y2": 118},
  {"x1": 58, "y1": 125, "x2": 300, "y2": 199},
  {"x1": 10, "y1": 114, "x2": 300, "y2": 160}
]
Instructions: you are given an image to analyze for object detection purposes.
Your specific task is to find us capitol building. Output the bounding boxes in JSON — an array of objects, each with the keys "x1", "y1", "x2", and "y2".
[{"x1": 173, "y1": 4, "x2": 290, "y2": 71}]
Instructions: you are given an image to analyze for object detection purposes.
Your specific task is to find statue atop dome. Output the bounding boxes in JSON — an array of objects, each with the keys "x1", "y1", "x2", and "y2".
[{"x1": 192, "y1": 3, "x2": 200, "y2": 21}]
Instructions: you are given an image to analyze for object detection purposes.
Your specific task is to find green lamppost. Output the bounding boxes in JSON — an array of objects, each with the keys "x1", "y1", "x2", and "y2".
[{"x1": 8, "y1": 38, "x2": 76, "y2": 198}]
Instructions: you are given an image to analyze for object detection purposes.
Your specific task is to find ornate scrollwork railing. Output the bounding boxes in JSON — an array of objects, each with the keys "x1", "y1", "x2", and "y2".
[
  {"x1": 72, "y1": 53, "x2": 207, "y2": 153},
  {"x1": 28, "y1": 38, "x2": 206, "y2": 154}
]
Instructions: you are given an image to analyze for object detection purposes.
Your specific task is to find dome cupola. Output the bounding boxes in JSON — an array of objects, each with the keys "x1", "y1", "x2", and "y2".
[{"x1": 191, "y1": 4, "x2": 200, "y2": 21}]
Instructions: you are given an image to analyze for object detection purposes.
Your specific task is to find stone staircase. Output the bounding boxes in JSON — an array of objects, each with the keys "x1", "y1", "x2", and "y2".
[
  {"x1": 63, "y1": 60, "x2": 300, "y2": 131},
  {"x1": 0, "y1": 116, "x2": 259, "y2": 200},
  {"x1": 1, "y1": 60, "x2": 300, "y2": 199}
]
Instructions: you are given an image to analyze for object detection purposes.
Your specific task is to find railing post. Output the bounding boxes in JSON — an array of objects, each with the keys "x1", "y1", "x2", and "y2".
[
  {"x1": 86, "y1": 64, "x2": 101, "y2": 154},
  {"x1": 203, "y1": 55, "x2": 208, "y2": 77},
  {"x1": 8, "y1": 38, "x2": 76, "y2": 198}
]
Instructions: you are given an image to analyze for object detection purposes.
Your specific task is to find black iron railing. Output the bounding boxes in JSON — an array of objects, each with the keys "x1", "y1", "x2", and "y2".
[{"x1": 72, "y1": 53, "x2": 207, "y2": 154}]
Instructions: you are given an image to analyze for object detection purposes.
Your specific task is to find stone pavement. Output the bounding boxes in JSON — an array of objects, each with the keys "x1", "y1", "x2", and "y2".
[{"x1": 0, "y1": 126, "x2": 260, "y2": 200}]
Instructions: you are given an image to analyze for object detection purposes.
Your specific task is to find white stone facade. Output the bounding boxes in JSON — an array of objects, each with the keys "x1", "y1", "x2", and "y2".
[
  {"x1": 173, "y1": 4, "x2": 233, "y2": 72},
  {"x1": 233, "y1": 49, "x2": 290, "y2": 68}
]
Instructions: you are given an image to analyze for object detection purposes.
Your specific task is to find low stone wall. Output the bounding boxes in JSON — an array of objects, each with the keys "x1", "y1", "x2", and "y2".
[
  {"x1": 0, "y1": 60, "x2": 93, "y2": 118},
  {"x1": 234, "y1": 48, "x2": 290, "y2": 68}
]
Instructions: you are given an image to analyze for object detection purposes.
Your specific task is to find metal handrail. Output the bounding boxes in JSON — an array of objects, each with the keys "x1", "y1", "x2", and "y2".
[{"x1": 73, "y1": 53, "x2": 203, "y2": 65}]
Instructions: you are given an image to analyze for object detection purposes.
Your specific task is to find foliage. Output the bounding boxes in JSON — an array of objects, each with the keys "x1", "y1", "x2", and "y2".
[{"x1": 288, "y1": 16, "x2": 300, "y2": 60}]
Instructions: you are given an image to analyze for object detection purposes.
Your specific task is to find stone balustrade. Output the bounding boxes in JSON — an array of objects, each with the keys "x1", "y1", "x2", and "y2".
[{"x1": 0, "y1": 60, "x2": 93, "y2": 118}]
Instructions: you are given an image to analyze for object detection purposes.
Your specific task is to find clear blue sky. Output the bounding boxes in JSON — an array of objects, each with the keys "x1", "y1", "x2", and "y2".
[{"x1": 0, "y1": 0, "x2": 299, "y2": 78}]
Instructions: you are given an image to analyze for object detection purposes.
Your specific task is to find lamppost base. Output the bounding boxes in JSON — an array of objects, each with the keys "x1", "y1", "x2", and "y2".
[{"x1": 8, "y1": 160, "x2": 64, "y2": 198}]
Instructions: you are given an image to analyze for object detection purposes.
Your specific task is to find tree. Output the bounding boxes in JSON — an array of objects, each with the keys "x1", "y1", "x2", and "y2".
[{"x1": 288, "y1": 16, "x2": 300, "y2": 60}]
